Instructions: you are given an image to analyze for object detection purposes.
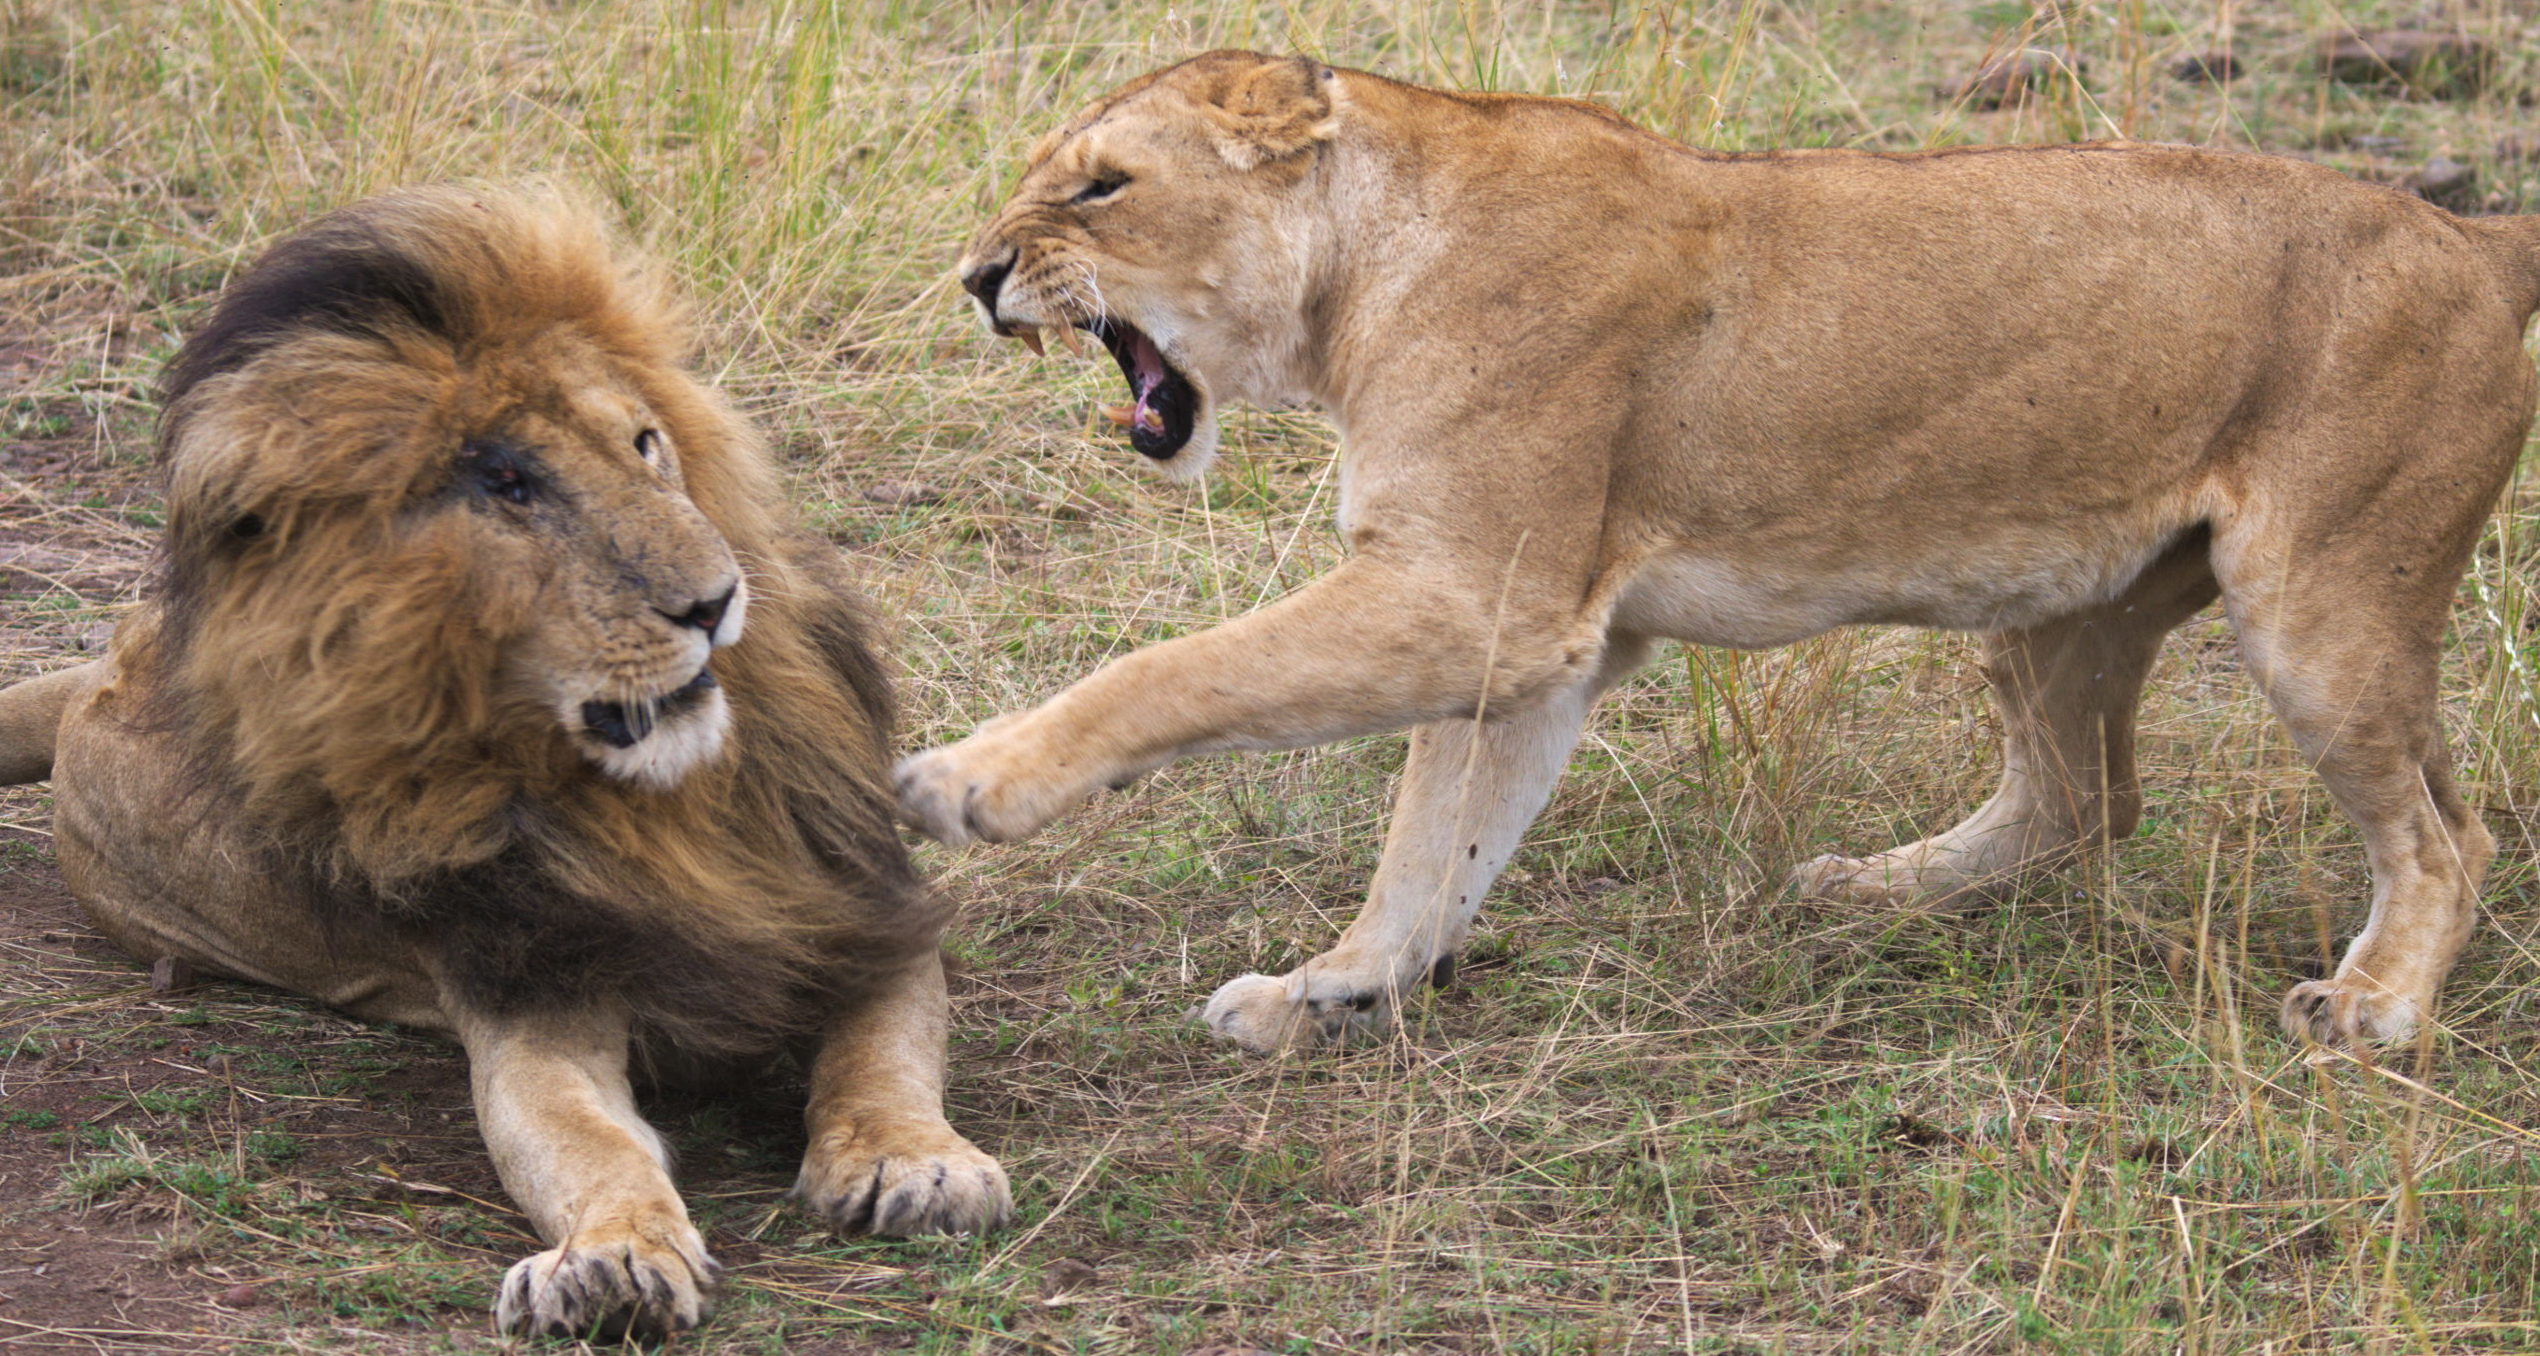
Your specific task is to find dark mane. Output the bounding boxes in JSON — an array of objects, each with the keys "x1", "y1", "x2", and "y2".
[{"x1": 160, "y1": 206, "x2": 454, "y2": 424}]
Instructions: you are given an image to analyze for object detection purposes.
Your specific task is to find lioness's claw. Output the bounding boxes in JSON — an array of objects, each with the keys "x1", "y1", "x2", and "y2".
[
  {"x1": 1202, "y1": 970, "x2": 1398, "y2": 1053},
  {"x1": 494, "y1": 1227, "x2": 718, "y2": 1341},
  {"x1": 2281, "y1": 977, "x2": 2421, "y2": 1050}
]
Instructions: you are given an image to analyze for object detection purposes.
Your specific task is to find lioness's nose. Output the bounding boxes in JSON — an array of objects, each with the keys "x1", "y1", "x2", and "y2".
[
  {"x1": 662, "y1": 583, "x2": 736, "y2": 636},
  {"x1": 960, "y1": 255, "x2": 1012, "y2": 314}
]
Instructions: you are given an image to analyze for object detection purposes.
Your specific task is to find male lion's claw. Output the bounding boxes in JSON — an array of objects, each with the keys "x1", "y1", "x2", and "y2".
[
  {"x1": 794, "y1": 1128, "x2": 1012, "y2": 1238},
  {"x1": 493, "y1": 1228, "x2": 718, "y2": 1341}
]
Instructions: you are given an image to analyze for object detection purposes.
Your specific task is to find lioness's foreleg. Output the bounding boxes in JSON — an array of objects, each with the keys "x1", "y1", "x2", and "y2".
[
  {"x1": 458, "y1": 1005, "x2": 717, "y2": 1341},
  {"x1": 897, "y1": 557, "x2": 1599, "y2": 845},
  {"x1": 792, "y1": 950, "x2": 1011, "y2": 1236},
  {"x1": 1203, "y1": 634, "x2": 1654, "y2": 1050},
  {"x1": 1793, "y1": 536, "x2": 2217, "y2": 904}
]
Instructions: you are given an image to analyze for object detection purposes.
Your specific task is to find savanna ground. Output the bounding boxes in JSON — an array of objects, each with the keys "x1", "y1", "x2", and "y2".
[{"x1": 5, "y1": 0, "x2": 2540, "y2": 1351}]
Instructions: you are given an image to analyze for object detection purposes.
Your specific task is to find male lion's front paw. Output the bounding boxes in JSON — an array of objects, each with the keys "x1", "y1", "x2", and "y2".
[
  {"x1": 794, "y1": 1121, "x2": 1012, "y2": 1237},
  {"x1": 494, "y1": 1220, "x2": 717, "y2": 1341},
  {"x1": 893, "y1": 716, "x2": 1090, "y2": 845},
  {"x1": 1200, "y1": 971, "x2": 1399, "y2": 1053},
  {"x1": 2281, "y1": 978, "x2": 2422, "y2": 1051}
]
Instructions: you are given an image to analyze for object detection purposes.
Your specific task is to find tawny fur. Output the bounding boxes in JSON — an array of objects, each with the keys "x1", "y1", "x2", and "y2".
[
  {"x1": 0, "y1": 186, "x2": 1008, "y2": 1340},
  {"x1": 910, "y1": 52, "x2": 2540, "y2": 1060}
]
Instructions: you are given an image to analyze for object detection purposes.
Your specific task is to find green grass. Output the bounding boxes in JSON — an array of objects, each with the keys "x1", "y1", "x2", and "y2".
[{"x1": 4, "y1": 0, "x2": 2540, "y2": 1352}]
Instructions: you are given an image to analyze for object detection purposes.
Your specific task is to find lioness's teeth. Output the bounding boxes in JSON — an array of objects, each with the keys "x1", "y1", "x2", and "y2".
[
  {"x1": 1134, "y1": 407, "x2": 1165, "y2": 434},
  {"x1": 1017, "y1": 328, "x2": 1045, "y2": 357},
  {"x1": 1100, "y1": 403, "x2": 1136, "y2": 429},
  {"x1": 1052, "y1": 323, "x2": 1086, "y2": 357}
]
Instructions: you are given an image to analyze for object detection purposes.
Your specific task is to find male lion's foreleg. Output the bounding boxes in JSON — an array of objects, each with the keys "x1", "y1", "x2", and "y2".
[
  {"x1": 1794, "y1": 539, "x2": 2216, "y2": 905},
  {"x1": 792, "y1": 950, "x2": 1011, "y2": 1236},
  {"x1": 456, "y1": 1005, "x2": 717, "y2": 1341},
  {"x1": 1205, "y1": 635, "x2": 1652, "y2": 1052}
]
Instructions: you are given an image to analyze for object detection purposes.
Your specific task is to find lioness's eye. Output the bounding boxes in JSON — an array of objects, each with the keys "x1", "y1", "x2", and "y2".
[
  {"x1": 634, "y1": 429, "x2": 663, "y2": 463},
  {"x1": 1073, "y1": 173, "x2": 1130, "y2": 205}
]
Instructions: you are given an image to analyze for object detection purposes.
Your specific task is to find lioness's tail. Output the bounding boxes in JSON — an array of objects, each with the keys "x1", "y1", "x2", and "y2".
[
  {"x1": 2468, "y1": 215, "x2": 2540, "y2": 321},
  {"x1": 0, "y1": 661, "x2": 105, "y2": 785}
]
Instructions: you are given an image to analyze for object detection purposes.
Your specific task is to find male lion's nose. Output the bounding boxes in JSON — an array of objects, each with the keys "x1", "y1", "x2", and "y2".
[
  {"x1": 960, "y1": 256, "x2": 1012, "y2": 315},
  {"x1": 662, "y1": 583, "x2": 736, "y2": 637}
]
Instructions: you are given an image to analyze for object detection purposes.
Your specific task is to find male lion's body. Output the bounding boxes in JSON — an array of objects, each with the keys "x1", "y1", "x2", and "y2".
[
  {"x1": 907, "y1": 53, "x2": 2540, "y2": 1055},
  {"x1": 0, "y1": 187, "x2": 1007, "y2": 1339}
]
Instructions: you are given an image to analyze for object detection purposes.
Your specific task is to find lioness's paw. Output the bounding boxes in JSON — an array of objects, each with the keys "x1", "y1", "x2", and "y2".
[
  {"x1": 794, "y1": 1123, "x2": 1012, "y2": 1238},
  {"x1": 494, "y1": 1222, "x2": 717, "y2": 1341},
  {"x1": 1201, "y1": 971, "x2": 1398, "y2": 1053},
  {"x1": 1787, "y1": 853, "x2": 1919, "y2": 905},
  {"x1": 893, "y1": 721, "x2": 1086, "y2": 845},
  {"x1": 2281, "y1": 978, "x2": 2422, "y2": 1051}
]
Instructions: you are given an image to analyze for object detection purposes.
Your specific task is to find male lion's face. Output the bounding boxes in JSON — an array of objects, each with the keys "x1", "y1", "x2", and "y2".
[
  {"x1": 460, "y1": 342, "x2": 750, "y2": 789},
  {"x1": 955, "y1": 52, "x2": 1337, "y2": 480},
  {"x1": 171, "y1": 331, "x2": 749, "y2": 793}
]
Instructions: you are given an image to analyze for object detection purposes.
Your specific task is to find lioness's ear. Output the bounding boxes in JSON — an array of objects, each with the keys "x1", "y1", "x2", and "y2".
[{"x1": 1196, "y1": 55, "x2": 1336, "y2": 171}]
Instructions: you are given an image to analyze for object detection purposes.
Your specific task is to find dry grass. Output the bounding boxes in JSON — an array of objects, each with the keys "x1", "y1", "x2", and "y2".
[{"x1": 4, "y1": 0, "x2": 2540, "y2": 1351}]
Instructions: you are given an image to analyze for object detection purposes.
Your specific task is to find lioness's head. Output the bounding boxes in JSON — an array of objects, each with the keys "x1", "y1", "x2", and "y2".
[
  {"x1": 957, "y1": 51, "x2": 1339, "y2": 480},
  {"x1": 155, "y1": 186, "x2": 763, "y2": 827}
]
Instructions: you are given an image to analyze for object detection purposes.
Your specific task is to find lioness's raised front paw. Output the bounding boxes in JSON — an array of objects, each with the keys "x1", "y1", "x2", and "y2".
[
  {"x1": 494, "y1": 1219, "x2": 717, "y2": 1341},
  {"x1": 894, "y1": 715, "x2": 1094, "y2": 845},
  {"x1": 793, "y1": 1120, "x2": 1012, "y2": 1237},
  {"x1": 1201, "y1": 970, "x2": 1402, "y2": 1053},
  {"x1": 2281, "y1": 977, "x2": 2422, "y2": 1051}
]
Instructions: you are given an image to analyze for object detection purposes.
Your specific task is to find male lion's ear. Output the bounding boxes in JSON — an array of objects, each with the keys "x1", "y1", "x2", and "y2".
[{"x1": 1195, "y1": 55, "x2": 1337, "y2": 171}]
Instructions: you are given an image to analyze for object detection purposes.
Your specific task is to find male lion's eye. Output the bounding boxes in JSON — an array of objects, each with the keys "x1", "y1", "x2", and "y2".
[
  {"x1": 461, "y1": 439, "x2": 539, "y2": 506},
  {"x1": 1073, "y1": 173, "x2": 1130, "y2": 205}
]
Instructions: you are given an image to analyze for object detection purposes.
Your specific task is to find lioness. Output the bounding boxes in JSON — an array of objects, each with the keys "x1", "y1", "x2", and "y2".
[
  {"x1": 904, "y1": 51, "x2": 2540, "y2": 1055},
  {"x1": 0, "y1": 187, "x2": 1008, "y2": 1338}
]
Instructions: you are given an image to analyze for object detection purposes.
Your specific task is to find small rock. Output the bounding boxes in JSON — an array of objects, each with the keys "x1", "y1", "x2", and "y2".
[
  {"x1": 2399, "y1": 157, "x2": 2478, "y2": 211},
  {"x1": 149, "y1": 956, "x2": 194, "y2": 995},
  {"x1": 862, "y1": 481, "x2": 945, "y2": 507},
  {"x1": 2319, "y1": 29, "x2": 2489, "y2": 97},
  {"x1": 1038, "y1": 1257, "x2": 1098, "y2": 1304},
  {"x1": 216, "y1": 1282, "x2": 262, "y2": 1308},
  {"x1": 2170, "y1": 51, "x2": 2239, "y2": 84},
  {"x1": 1942, "y1": 49, "x2": 2086, "y2": 110},
  {"x1": 2497, "y1": 133, "x2": 2540, "y2": 165}
]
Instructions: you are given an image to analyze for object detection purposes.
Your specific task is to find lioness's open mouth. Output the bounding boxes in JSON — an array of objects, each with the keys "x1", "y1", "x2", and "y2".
[
  {"x1": 1084, "y1": 318, "x2": 1197, "y2": 461},
  {"x1": 582, "y1": 667, "x2": 719, "y2": 750}
]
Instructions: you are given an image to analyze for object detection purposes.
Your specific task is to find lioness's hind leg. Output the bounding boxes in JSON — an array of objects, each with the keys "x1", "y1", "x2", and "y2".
[
  {"x1": 1202, "y1": 635, "x2": 1654, "y2": 1052},
  {"x1": 1794, "y1": 534, "x2": 2217, "y2": 905},
  {"x1": 792, "y1": 951, "x2": 1010, "y2": 1237},
  {"x1": 2216, "y1": 499, "x2": 2501, "y2": 1051}
]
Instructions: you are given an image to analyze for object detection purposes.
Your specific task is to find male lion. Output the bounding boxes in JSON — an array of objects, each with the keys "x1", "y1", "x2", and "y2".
[
  {"x1": 0, "y1": 187, "x2": 1008, "y2": 1338},
  {"x1": 905, "y1": 51, "x2": 2540, "y2": 1056}
]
